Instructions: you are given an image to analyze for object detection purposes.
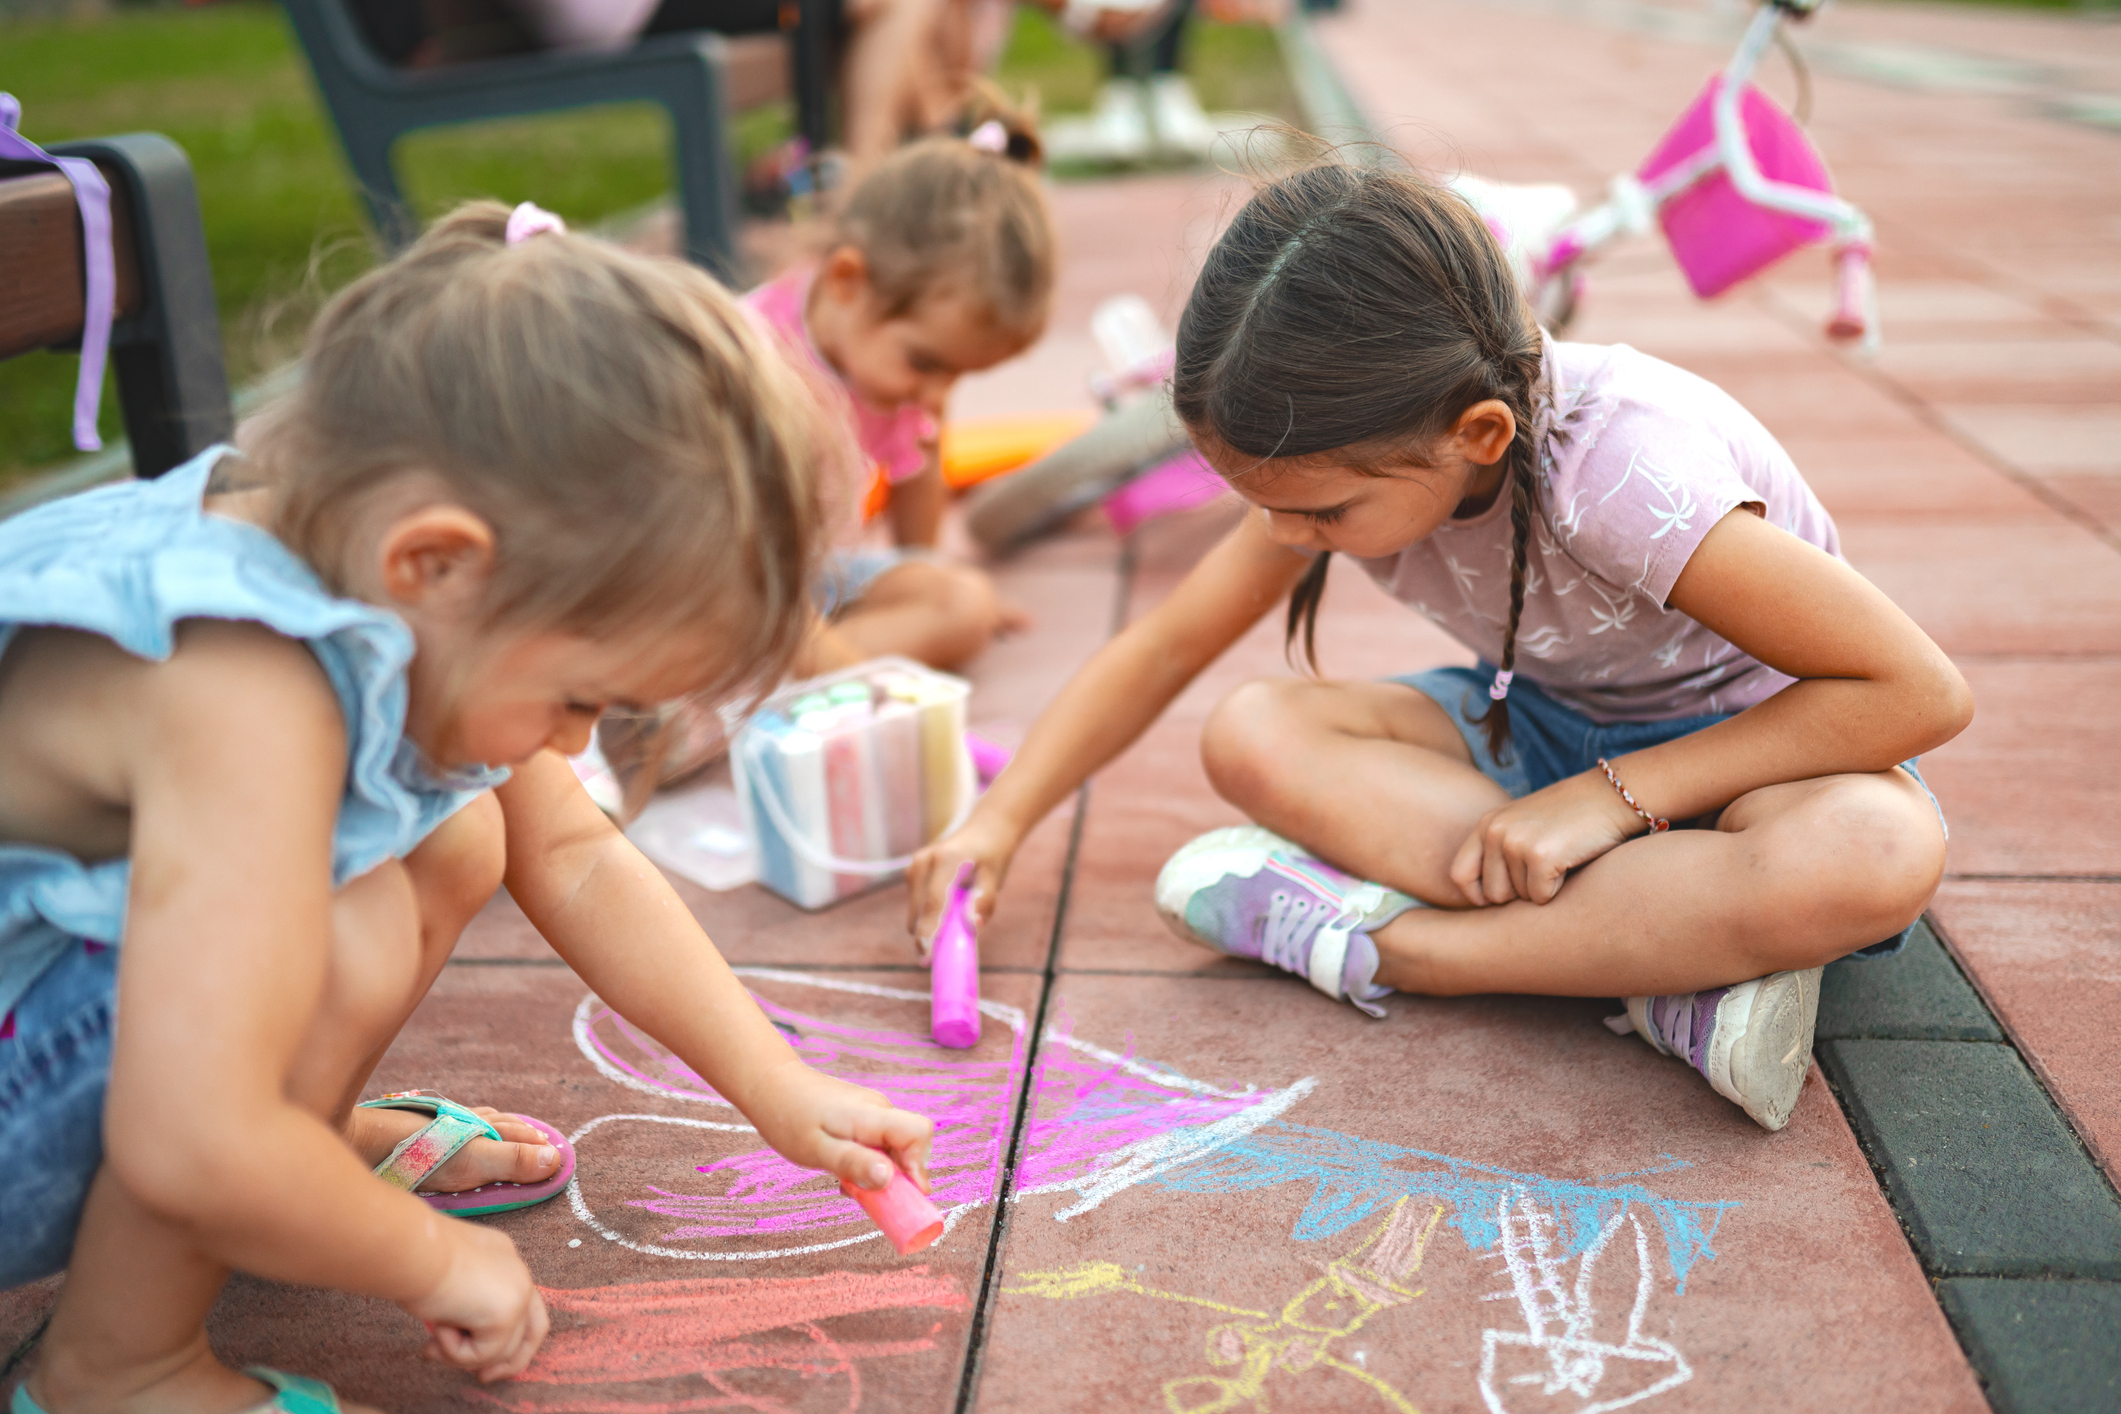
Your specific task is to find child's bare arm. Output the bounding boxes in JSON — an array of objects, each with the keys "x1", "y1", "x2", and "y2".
[
  {"x1": 1451, "y1": 508, "x2": 1973, "y2": 905},
  {"x1": 908, "y1": 510, "x2": 1311, "y2": 939},
  {"x1": 110, "y1": 624, "x2": 536, "y2": 1349},
  {"x1": 886, "y1": 456, "x2": 947, "y2": 548},
  {"x1": 498, "y1": 753, "x2": 932, "y2": 1188}
]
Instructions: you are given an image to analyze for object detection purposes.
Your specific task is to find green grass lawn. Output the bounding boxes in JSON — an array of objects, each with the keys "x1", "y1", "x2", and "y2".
[{"x1": 0, "y1": 1, "x2": 1287, "y2": 484}]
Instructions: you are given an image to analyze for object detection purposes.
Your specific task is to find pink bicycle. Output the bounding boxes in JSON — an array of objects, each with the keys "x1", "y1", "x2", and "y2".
[{"x1": 1461, "y1": 0, "x2": 1879, "y2": 347}]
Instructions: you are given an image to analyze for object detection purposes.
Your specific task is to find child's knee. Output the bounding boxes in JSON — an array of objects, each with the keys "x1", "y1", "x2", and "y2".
[
  {"x1": 1201, "y1": 679, "x2": 1304, "y2": 806},
  {"x1": 1775, "y1": 773, "x2": 1946, "y2": 939},
  {"x1": 915, "y1": 562, "x2": 1004, "y2": 665},
  {"x1": 405, "y1": 792, "x2": 506, "y2": 949}
]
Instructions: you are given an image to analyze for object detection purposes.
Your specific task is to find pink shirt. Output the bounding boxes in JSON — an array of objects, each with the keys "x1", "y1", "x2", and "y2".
[
  {"x1": 1353, "y1": 341, "x2": 1840, "y2": 723},
  {"x1": 742, "y1": 266, "x2": 937, "y2": 517}
]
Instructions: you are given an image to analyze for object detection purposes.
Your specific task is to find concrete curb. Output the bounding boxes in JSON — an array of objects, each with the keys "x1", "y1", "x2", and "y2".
[{"x1": 1820, "y1": 921, "x2": 2121, "y2": 1409}]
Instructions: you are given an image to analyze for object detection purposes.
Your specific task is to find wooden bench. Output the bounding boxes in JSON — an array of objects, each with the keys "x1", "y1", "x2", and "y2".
[{"x1": 0, "y1": 134, "x2": 232, "y2": 478}]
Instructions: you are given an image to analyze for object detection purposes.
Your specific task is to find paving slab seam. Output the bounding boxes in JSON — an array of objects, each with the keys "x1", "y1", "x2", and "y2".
[
  {"x1": 1817, "y1": 915, "x2": 2121, "y2": 1408},
  {"x1": 955, "y1": 537, "x2": 1138, "y2": 1414},
  {"x1": 1949, "y1": 872, "x2": 2121, "y2": 884},
  {"x1": 1750, "y1": 285, "x2": 2121, "y2": 559},
  {"x1": 949, "y1": 783, "x2": 1088, "y2": 1414},
  {"x1": 1948, "y1": 652, "x2": 2121, "y2": 664},
  {"x1": 1959, "y1": 252, "x2": 2121, "y2": 350}
]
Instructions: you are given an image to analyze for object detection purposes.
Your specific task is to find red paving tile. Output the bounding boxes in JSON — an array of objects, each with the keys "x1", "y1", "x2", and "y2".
[
  {"x1": 1870, "y1": 338, "x2": 2121, "y2": 407},
  {"x1": 976, "y1": 975, "x2": 1985, "y2": 1413},
  {"x1": 202, "y1": 965, "x2": 1042, "y2": 1411},
  {"x1": 1917, "y1": 659, "x2": 2121, "y2": 879},
  {"x1": 1835, "y1": 518, "x2": 2121, "y2": 656},
  {"x1": 1931, "y1": 881, "x2": 2121, "y2": 1187},
  {"x1": 1767, "y1": 430, "x2": 2054, "y2": 524}
]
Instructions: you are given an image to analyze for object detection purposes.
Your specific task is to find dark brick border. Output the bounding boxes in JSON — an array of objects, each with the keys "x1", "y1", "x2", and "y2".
[{"x1": 1819, "y1": 921, "x2": 2121, "y2": 1409}]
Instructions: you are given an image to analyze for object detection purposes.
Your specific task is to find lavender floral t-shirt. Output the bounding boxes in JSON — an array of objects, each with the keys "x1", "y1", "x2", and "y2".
[{"x1": 1352, "y1": 341, "x2": 1839, "y2": 723}]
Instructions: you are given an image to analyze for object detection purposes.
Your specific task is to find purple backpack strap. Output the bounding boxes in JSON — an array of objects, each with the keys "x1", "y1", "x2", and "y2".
[{"x1": 1, "y1": 92, "x2": 116, "y2": 453}]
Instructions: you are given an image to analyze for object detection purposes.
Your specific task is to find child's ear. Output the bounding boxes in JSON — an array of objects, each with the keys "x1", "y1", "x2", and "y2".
[
  {"x1": 1451, "y1": 399, "x2": 1518, "y2": 466},
  {"x1": 819, "y1": 245, "x2": 873, "y2": 303},
  {"x1": 376, "y1": 505, "x2": 498, "y2": 615}
]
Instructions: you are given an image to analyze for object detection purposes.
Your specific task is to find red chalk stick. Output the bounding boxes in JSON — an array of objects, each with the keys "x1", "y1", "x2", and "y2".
[{"x1": 841, "y1": 1163, "x2": 944, "y2": 1255}]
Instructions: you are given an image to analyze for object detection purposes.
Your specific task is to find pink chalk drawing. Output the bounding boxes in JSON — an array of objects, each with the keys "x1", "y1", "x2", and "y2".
[
  {"x1": 468, "y1": 1268, "x2": 969, "y2": 1413},
  {"x1": 566, "y1": 970, "x2": 1314, "y2": 1261}
]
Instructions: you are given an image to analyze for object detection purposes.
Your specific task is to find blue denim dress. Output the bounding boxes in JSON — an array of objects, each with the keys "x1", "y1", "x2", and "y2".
[{"x1": 0, "y1": 447, "x2": 506, "y2": 1287}]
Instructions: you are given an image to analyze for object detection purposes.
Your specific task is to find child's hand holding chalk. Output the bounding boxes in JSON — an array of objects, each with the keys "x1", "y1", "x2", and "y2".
[
  {"x1": 842, "y1": 1152, "x2": 946, "y2": 1254},
  {"x1": 906, "y1": 811, "x2": 1018, "y2": 957},
  {"x1": 745, "y1": 1062, "x2": 933, "y2": 1205}
]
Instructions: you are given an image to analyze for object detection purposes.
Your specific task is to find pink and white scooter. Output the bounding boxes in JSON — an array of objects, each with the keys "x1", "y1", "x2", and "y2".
[{"x1": 1486, "y1": 0, "x2": 1878, "y2": 347}]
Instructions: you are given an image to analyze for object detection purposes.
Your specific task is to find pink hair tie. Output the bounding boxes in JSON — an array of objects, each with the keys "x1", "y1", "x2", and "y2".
[
  {"x1": 1488, "y1": 668, "x2": 1514, "y2": 702},
  {"x1": 967, "y1": 120, "x2": 1009, "y2": 155},
  {"x1": 506, "y1": 201, "x2": 566, "y2": 244}
]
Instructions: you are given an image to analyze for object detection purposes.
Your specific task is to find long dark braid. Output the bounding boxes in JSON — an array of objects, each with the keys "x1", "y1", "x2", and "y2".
[
  {"x1": 1478, "y1": 435, "x2": 1540, "y2": 759},
  {"x1": 1174, "y1": 160, "x2": 1548, "y2": 737}
]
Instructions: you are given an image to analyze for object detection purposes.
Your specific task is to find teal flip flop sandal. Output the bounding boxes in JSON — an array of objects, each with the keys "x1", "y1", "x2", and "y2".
[
  {"x1": 11, "y1": 1366, "x2": 340, "y2": 1413},
  {"x1": 359, "y1": 1089, "x2": 576, "y2": 1218}
]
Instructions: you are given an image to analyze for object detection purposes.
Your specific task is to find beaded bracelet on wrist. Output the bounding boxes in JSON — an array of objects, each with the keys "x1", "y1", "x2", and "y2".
[{"x1": 1597, "y1": 757, "x2": 1669, "y2": 834}]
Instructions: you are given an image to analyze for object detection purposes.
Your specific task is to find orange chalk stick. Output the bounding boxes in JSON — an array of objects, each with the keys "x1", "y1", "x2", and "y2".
[
  {"x1": 841, "y1": 1163, "x2": 945, "y2": 1255},
  {"x1": 940, "y1": 411, "x2": 1098, "y2": 490}
]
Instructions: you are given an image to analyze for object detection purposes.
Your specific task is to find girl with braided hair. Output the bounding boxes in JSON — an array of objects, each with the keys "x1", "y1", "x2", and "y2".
[{"x1": 912, "y1": 160, "x2": 1969, "y2": 1133}]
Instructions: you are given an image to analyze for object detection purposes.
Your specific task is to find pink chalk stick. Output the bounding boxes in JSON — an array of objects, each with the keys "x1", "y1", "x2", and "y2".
[
  {"x1": 841, "y1": 1164, "x2": 945, "y2": 1255},
  {"x1": 965, "y1": 732, "x2": 1012, "y2": 786},
  {"x1": 929, "y1": 866, "x2": 982, "y2": 1049},
  {"x1": 1103, "y1": 451, "x2": 1227, "y2": 536}
]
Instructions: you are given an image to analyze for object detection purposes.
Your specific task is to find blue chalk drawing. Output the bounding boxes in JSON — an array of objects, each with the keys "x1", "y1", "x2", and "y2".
[{"x1": 1149, "y1": 1120, "x2": 1738, "y2": 1294}]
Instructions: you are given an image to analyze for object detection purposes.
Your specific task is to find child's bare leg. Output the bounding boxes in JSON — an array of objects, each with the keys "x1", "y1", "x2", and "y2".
[
  {"x1": 29, "y1": 802, "x2": 518, "y2": 1413},
  {"x1": 301, "y1": 798, "x2": 558, "y2": 1191},
  {"x1": 1202, "y1": 677, "x2": 1510, "y2": 902},
  {"x1": 822, "y1": 560, "x2": 1017, "y2": 671},
  {"x1": 29, "y1": 1172, "x2": 387, "y2": 1414},
  {"x1": 1370, "y1": 771, "x2": 1944, "y2": 997},
  {"x1": 1201, "y1": 676, "x2": 1946, "y2": 997}
]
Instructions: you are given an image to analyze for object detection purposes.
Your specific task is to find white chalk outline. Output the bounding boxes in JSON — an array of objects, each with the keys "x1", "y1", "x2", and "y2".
[
  {"x1": 564, "y1": 976, "x2": 1311, "y2": 1259},
  {"x1": 1476, "y1": 1193, "x2": 1692, "y2": 1414}
]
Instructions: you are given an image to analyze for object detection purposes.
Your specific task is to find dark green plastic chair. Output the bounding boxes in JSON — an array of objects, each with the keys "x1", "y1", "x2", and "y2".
[{"x1": 280, "y1": 0, "x2": 796, "y2": 278}]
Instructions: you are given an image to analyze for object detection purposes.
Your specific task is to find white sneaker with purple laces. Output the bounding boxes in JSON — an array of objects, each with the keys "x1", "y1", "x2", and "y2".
[
  {"x1": 1155, "y1": 826, "x2": 1418, "y2": 1018},
  {"x1": 1610, "y1": 967, "x2": 1824, "y2": 1132}
]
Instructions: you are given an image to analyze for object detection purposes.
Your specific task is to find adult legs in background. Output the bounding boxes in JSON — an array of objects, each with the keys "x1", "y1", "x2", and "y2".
[
  {"x1": 1198, "y1": 676, "x2": 1948, "y2": 999},
  {"x1": 1094, "y1": 0, "x2": 1216, "y2": 159},
  {"x1": 644, "y1": 0, "x2": 950, "y2": 185}
]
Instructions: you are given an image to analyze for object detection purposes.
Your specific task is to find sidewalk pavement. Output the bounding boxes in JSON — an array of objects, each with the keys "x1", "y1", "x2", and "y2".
[{"x1": 6, "y1": 2, "x2": 2119, "y2": 1408}]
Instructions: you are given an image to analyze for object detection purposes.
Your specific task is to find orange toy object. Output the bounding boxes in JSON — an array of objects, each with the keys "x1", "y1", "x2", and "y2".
[{"x1": 940, "y1": 411, "x2": 1097, "y2": 491}]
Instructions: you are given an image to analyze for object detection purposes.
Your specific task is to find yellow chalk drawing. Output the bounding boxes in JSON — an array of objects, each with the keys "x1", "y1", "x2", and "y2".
[{"x1": 1004, "y1": 1198, "x2": 1444, "y2": 1414}]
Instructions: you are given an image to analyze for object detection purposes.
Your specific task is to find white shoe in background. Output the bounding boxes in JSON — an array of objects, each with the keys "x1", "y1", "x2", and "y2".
[
  {"x1": 1148, "y1": 73, "x2": 1220, "y2": 158},
  {"x1": 1087, "y1": 78, "x2": 1154, "y2": 162}
]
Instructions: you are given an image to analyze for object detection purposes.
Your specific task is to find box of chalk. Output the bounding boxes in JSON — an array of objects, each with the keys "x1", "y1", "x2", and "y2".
[{"x1": 734, "y1": 656, "x2": 975, "y2": 910}]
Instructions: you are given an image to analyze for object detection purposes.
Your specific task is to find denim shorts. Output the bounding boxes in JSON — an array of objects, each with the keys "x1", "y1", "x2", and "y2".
[
  {"x1": 1394, "y1": 664, "x2": 1945, "y2": 960},
  {"x1": 0, "y1": 937, "x2": 117, "y2": 1288}
]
